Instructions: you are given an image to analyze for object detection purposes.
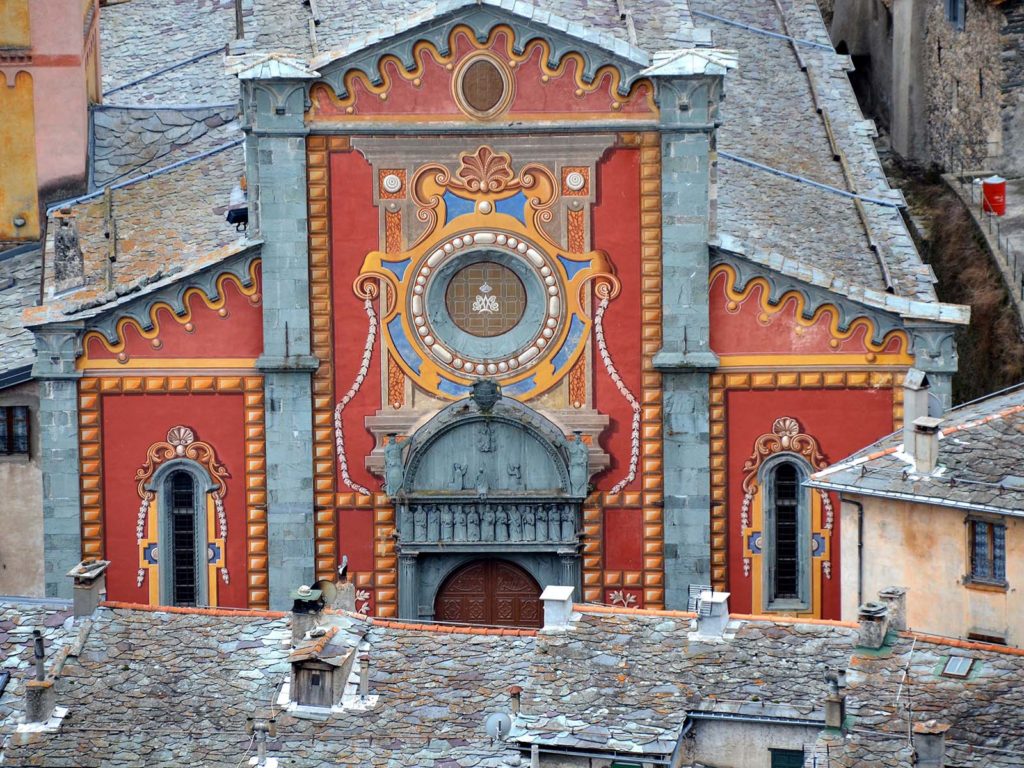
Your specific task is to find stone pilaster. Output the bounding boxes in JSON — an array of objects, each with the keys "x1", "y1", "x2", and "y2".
[
  {"x1": 907, "y1": 322, "x2": 959, "y2": 409},
  {"x1": 246, "y1": 75, "x2": 318, "y2": 609},
  {"x1": 32, "y1": 325, "x2": 83, "y2": 599},
  {"x1": 651, "y1": 73, "x2": 725, "y2": 609},
  {"x1": 397, "y1": 551, "x2": 419, "y2": 620}
]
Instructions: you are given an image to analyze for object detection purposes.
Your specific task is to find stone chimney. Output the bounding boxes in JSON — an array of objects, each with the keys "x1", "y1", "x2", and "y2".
[
  {"x1": 67, "y1": 559, "x2": 110, "y2": 619},
  {"x1": 910, "y1": 417, "x2": 942, "y2": 474},
  {"x1": 856, "y1": 602, "x2": 889, "y2": 650},
  {"x1": 695, "y1": 590, "x2": 731, "y2": 638},
  {"x1": 878, "y1": 586, "x2": 908, "y2": 632},
  {"x1": 509, "y1": 685, "x2": 522, "y2": 715},
  {"x1": 540, "y1": 585, "x2": 575, "y2": 630},
  {"x1": 823, "y1": 668, "x2": 846, "y2": 731},
  {"x1": 290, "y1": 585, "x2": 325, "y2": 646},
  {"x1": 913, "y1": 720, "x2": 950, "y2": 768},
  {"x1": 52, "y1": 209, "x2": 85, "y2": 290},
  {"x1": 902, "y1": 368, "x2": 930, "y2": 455},
  {"x1": 25, "y1": 630, "x2": 56, "y2": 724}
]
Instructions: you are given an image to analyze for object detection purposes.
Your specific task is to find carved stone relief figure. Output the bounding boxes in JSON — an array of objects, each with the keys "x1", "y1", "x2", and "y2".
[
  {"x1": 507, "y1": 462, "x2": 523, "y2": 490},
  {"x1": 450, "y1": 463, "x2": 467, "y2": 491},
  {"x1": 535, "y1": 506, "x2": 548, "y2": 541},
  {"x1": 467, "y1": 505, "x2": 481, "y2": 542},
  {"x1": 477, "y1": 422, "x2": 494, "y2": 452},
  {"x1": 384, "y1": 434, "x2": 405, "y2": 497},
  {"x1": 560, "y1": 505, "x2": 575, "y2": 541},
  {"x1": 428, "y1": 504, "x2": 441, "y2": 541},
  {"x1": 475, "y1": 465, "x2": 489, "y2": 497},
  {"x1": 495, "y1": 506, "x2": 509, "y2": 542},
  {"x1": 568, "y1": 432, "x2": 589, "y2": 497},
  {"x1": 413, "y1": 506, "x2": 427, "y2": 540},
  {"x1": 509, "y1": 505, "x2": 522, "y2": 541},
  {"x1": 441, "y1": 505, "x2": 454, "y2": 541},
  {"x1": 482, "y1": 505, "x2": 496, "y2": 541},
  {"x1": 523, "y1": 506, "x2": 536, "y2": 540},
  {"x1": 455, "y1": 506, "x2": 468, "y2": 541},
  {"x1": 547, "y1": 503, "x2": 561, "y2": 541}
]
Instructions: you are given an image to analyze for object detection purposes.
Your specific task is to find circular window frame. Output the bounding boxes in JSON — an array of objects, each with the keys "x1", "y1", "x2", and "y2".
[
  {"x1": 407, "y1": 232, "x2": 565, "y2": 379},
  {"x1": 452, "y1": 52, "x2": 514, "y2": 120},
  {"x1": 444, "y1": 260, "x2": 528, "y2": 338}
]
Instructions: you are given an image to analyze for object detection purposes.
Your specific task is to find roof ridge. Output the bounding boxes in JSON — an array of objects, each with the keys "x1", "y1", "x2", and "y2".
[
  {"x1": 940, "y1": 403, "x2": 1024, "y2": 437},
  {"x1": 100, "y1": 600, "x2": 288, "y2": 619},
  {"x1": 370, "y1": 618, "x2": 537, "y2": 637},
  {"x1": 730, "y1": 613, "x2": 859, "y2": 629},
  {"x1": 575, "y1": 603, "x2": 697, "y2": 619},
  {"x1": 902, "y1": 630, "x2": 1024, "y2": 657}
]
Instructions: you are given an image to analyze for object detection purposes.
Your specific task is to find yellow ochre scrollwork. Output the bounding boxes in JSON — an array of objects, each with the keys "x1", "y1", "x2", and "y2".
[{"x1": 357, "y1": 145, "x2": 619, "y2": 401}]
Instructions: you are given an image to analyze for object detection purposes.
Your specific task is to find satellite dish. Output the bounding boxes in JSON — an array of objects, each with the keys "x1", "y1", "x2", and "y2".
[
  {"x1": 484, "y1": 712, "x2": 512, "y2": 739},
  {"x1": 313, "y1": 579, "x2": 338, "y2": 605}
]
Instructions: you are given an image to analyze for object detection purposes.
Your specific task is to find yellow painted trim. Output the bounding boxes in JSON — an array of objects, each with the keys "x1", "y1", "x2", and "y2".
[
  {"x1": 78, "y1": 358, "x2": 259, "y2": 371},
  {"x1": 145, "y1": 498, "x2": 159, "y2": 606},
  {"x1": 717, "y1": 354, "x2": 913, "y2": 368},
  {"x1": 711, "y1": 264, "x2": 914, "y2": 360},
  {"x1": 78, "y1": 261, "x2": 261, "y2": 367},
  {"x1": 309, "y1": 24, "x2": 658, "y2": 119},
  {"x1": 206, "y1": 494, "x2": 218, "y2": 608}
]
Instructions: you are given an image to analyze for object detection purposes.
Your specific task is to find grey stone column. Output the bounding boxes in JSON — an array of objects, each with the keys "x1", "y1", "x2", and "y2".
[
  {"x1": 650, "y1": 74, "x2": 725, "y2": 609},
  {"x1": 557, "y1": 549, "x2": 581, "y2": 595},
  {"x1": 398, "y1": 551, "x2": 419, "y2": 619},
  {"x1": 32, "y1": 326, "x2": 83, "y2": 598},
  {"x1": 907, "y1": 322, "x2": 959, "y2": 409},
  {"x1": 246, "y1": 76, "x2": 318, "y2": 609}
]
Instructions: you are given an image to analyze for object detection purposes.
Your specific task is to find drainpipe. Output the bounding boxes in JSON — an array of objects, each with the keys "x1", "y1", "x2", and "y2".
[{"x1": 845, "y1": 496, "x2": 865, "y2": 610}]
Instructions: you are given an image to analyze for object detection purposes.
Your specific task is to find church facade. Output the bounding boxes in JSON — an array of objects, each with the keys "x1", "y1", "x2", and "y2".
[{"x1": 30, "y1": 0, "x2": 967, "y2": 623}]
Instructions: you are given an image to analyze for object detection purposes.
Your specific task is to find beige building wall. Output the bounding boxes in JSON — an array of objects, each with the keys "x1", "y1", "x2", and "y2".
[
  {"x1": 841, "y1": 497, "x2": 1022, "y2": 646},
  {"x1": 0, "y1": 380, "x2": 43, "y2": 596}
]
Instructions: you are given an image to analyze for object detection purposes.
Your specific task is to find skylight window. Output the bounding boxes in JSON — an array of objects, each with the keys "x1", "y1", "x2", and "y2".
[{"x1": 941, "y1": 655, "x2": 973, "y2": 678}]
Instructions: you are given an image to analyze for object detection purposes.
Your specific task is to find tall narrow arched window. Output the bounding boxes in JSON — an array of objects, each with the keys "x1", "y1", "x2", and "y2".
[
  {"x1": 771, "y1": 463, "x2": 800, "y2": 601},
  {"x1": 762, "y1": 458, "x2": 810, "y2": 610},
  {"x1": 165, "y1": 469, "x2": 202, "y2": 607}
]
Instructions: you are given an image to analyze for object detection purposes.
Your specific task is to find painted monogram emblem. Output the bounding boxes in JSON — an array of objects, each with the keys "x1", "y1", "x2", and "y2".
[{"x1": 471, "y1": 281, "x2": 499, "y2": 313}]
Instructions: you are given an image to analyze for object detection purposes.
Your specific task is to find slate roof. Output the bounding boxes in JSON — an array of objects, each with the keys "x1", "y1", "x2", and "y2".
[
  {"x1": 233, "y1": 0, "x2": 948, "y2": 312},
  {"x1": 809, "y1": 384, "x2": 1024, "y2": 515},
  {"x1": 28, "y1": 142, "x2": 250, "y2": 326},
  {"x1": 4, "y1": 602, "x2": 1020, "y2": 768},
  {"x1": 0, "y1": 599, "x2": 74, "y2": 735},
  {"x1": 0, "y1": 247, "x2": 42, "y2": 377}
]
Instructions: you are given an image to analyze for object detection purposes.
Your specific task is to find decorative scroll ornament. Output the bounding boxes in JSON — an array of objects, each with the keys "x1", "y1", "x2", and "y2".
[
  {"x1": 739, "y1": 417, "x2": 831, "y2": 580},
  {"x1": 134, "y1": 426, "x2": 231, "y2": 588},
  {"x1": 354, "y1": 144, "x2": 619, "y2": 402}
]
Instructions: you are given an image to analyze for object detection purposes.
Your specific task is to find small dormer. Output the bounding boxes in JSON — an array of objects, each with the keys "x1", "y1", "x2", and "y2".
[{"x1": 288, "y1": 627, "x2": 354, "y2": 710}]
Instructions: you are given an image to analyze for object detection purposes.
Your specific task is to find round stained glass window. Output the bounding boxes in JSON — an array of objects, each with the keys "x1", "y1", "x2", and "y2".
[{"x1": 444, "y1": 262, "x2": 526, "y2": 338}]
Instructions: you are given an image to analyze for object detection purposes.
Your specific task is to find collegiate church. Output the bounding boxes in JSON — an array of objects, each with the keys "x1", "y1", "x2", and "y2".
[{"x1": 27, "y1": 0, "x2": 967, "y2": 624}]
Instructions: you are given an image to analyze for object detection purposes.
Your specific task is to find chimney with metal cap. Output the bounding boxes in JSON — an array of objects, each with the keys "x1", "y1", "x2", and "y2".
[
  {"x1": 912, "y1": 416, "x2": 943, "y2": 474},
  {"x1": 878, "y1": 586, "x2": 908, "y2": 632},
  {"x1": 914, "y1": 720, "x2": 950, "y2": 767},
  {"x1": 539, "y1": 585, "x2": 575, "y2": 630},
  {"x1": 902, "y1": 368, "x2": 931, "y2": 455},
  {"x1": 695, "y1": 590, "x2": 731, "y2": 637},
  {"x1": 67, "y1": 559, "x2": 111, "y2": 619},
  {"x1": 509, "y1": 685, "x2": 522, "y2": 716},
  {"x1": 25, "y1": 630, "x2": 56, "y2": 724},
  {"x1": 290, "y1": 585, "x2": 325, "y2": 646},
  {"x1": 358, "y1": 654, "x2": 370, "y2": 700},
  {"x1": 823, "y1": 668, "x2": 846, "y2": 731},
  {"x1": 856, "y1": 601, "x2": 890, "y2": 650}
]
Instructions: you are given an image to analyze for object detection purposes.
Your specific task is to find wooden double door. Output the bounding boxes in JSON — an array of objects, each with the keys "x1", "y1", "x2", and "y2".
[{"x1": 434, "y1": 559, "x2": 542, "y2": 628}]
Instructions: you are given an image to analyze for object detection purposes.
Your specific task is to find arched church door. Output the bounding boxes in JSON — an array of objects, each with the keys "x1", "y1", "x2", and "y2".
[{"x1": 435, "y1": 559, "x2": 542, "y2": 628}]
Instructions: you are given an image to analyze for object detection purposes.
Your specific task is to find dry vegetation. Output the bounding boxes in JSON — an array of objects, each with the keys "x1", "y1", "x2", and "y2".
[{"x1": 894, "y1": 162, "x2": 1024, "y2": 403}]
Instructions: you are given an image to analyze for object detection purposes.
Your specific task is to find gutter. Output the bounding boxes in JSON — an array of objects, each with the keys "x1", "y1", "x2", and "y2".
[
  {"x1": 805, "y1": 479, "x2": 1024, "y2": 519},
  {"x1": 0, "y1": 364, "x2": 34, "y2": 391},
  {"x1": 518, "y1": 744, "x2": 673, "y2": 766}
]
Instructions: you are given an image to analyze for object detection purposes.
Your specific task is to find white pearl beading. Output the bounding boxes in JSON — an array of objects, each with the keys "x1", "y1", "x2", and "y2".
[
  {"x1": 594, "y1": 297, "x2": 641, "y2": 495},
  {"x1": 334, "y1": 298, "x2": 377, "y2": 497},
  {"x1": 382, "y1": 174, "x2": 403, "y2": 194},
  {"x1": 411, "y1": 231, "x2": 563, "y2": 378},
  {"x1": 565, "y1": 171, "x2": 586, "y2": 191}
]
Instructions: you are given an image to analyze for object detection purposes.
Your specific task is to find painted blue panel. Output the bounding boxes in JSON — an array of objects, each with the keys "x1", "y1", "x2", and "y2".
[
  {"x1": 382, "y1": 258, "x2": 411, "y2": 282},
  {"x1": 207, "y1": 542, "x2": 222, "y2": 565},
  {"x1": 558, "y1": 254, "x2": 592, "y2": 280},
  {"x1": 811, "y1": 533, "x2": 825, "y2": 557},
  {"x1": 502, "y1": 375, "x2": 536, "y2": 396},
  {"x1": 143, "y1": 542, "x2": 159, "y2": 565},
  {"x1": 495, "y1": 191, "x2": 527, "y2": 224},
  {"x1": 748, "y1": 532, "x2": 763, "y2": 554},
  {"x1": 551, "y1": 314, "x2": 586, "y2": 372},
  {"x1": 437, "y1": 377, "x2": 471, "y2": 398},
  {"x1": 443, "y1": 191, "x2": 476, "y2": 224},
  {"x1": 388, "y1": 315, "x2": 422, "y2": 374}
]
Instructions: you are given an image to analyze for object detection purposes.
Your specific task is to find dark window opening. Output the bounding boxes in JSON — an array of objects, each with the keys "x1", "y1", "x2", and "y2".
[
  {"x1": 169, "y1": 471, "x2": 198, "y2": 606},
  {"x1": 772, "y1": 463, "x2": 801, "y2": 601},
  {"x1": 970, "y1": 520, "x2": 1006, "y2": 584},
  {"x1": 0, "y1": 406, "x2": 30, "y2": 456},
  {"x1": 770, "y1": 749, "x2": 805, "y2": 768},
  {"x1": 946, "y1": 0, "x2": 965, "y2": 29}
]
